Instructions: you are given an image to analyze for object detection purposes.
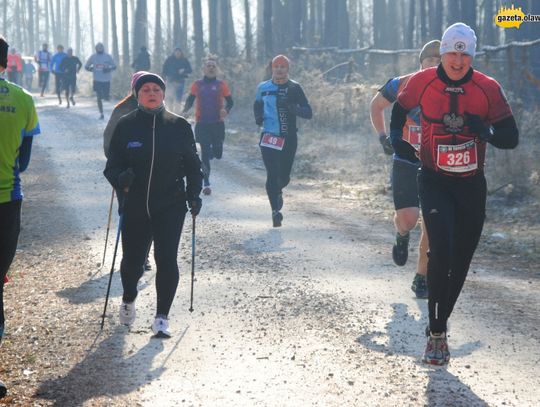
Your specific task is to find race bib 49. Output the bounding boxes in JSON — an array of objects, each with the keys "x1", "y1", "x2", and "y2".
[{"x1": 260, "y1": 133, "x2": 285, "y2": 151}]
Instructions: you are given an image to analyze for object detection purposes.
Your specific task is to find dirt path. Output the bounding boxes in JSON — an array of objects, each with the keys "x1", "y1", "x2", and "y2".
[{"x1": 1, "y1": 96, "x2": 538, "y2": 406}]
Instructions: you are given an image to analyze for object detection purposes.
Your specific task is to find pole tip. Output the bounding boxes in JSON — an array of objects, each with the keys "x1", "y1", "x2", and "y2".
[{"x1": 189, "y1": 307, "x2": 194, "y2": 313}]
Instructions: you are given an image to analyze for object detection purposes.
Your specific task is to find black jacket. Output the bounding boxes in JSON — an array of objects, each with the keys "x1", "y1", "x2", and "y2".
[
  {"x1": 104, "y1": 108, "x2": 202, "y2": 215},
  {"x1": 162, "y1": 56, "x2": 192, "y2": 82}
]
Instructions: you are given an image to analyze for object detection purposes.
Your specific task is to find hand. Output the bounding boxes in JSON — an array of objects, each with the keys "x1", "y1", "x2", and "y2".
[
  {"x1": 118, "y1": 168, "x2": 135, "y2": 190},
  {"x1": 255, "y1": 117, "x2": 263, "y2": 126},
  {"x1": 188, "y1": 197, "x2": 202, "y2": 217},
  {"x1": 379, "y1": 134, "x2": 394, "y2": 155},
  {"x1": 220, "y1": 108, "x2": 228, "y2": 120},
  {"x1": 465, "y1": 112, "x2": 492, "y2": 142}
]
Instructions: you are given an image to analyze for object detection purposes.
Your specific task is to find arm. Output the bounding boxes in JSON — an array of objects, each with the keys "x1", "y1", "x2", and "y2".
[
  {"x1": 253, "y1": 100, "x2": 263, "y2": 126},
  {"x1": 76, "y1": 57, "x2": 82, "y2": 73},
  {"x1": 289, "y1": 84, "x2": 312, "y2": 119},
  {"x1": 103, "y1": 123, "x2": 129, "y2": 189},
  {"x1": 490, "y1": 116, "x2": 519, "y2": 149},
  {"x1": 370, "y1": 92, "x2": 392, "y2": 136},
  {"x1": 19, "y1": 137, "x2": 33, "y2": 172},
  {"x1": 180, "y1": 121, "x2": 203, "y2": 201},
  {"x1": 183, "y1": 94, "x2": 196, "y2": 113},
  {"x1": 84, "y1": 56, "x2": 93, "y2": 71},
  {"x1": 224, "y1": 95, "x2": 233, "y2": 113}
]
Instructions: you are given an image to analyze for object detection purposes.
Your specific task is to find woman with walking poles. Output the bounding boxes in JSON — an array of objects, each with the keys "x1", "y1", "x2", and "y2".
[{"x1": 104, "y1": 72, "x2": 203, "y2": 338}]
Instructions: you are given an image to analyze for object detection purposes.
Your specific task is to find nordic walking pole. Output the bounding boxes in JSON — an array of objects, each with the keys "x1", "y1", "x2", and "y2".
[
  {"x1": 100, "y1": 210, "x2": 123, "y2": 330},
  {"x1": 100, "y1": 188, "x2": 115, "y2": 270},
  {"x1": 189, "y1": 214, "x2": 196, "y2": 312}
]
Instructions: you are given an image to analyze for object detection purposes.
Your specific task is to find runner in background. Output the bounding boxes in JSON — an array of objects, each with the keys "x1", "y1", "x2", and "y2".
[
  {"x1": 183, "y1": 56, "x2": 233, "y2": 196},
  {"x1": 162, "y1": 48, "x2": 192, "y2": 113},
  {"x1": 253, "y1": 55, "x2": 312, "y2": 227},
  {"x1": 35, "y1": 43, "x2": 51, "y2": 97},
  {"x1": 0, "y1": 34, "x2": 41, "y2": 371},
  {"x1": 369, "y1": 40, "x2": 441, "y2": 299},
  {"x1": 59, "y1": 48, "x2": 82, "y2": 108},
  {"x1": 6, "y1": 47, "x2": 22, "y2": 85},
  {"x1": 390, "y1": 23, "x2": 519, "y2": 365},
  {"x1": 22, "y1": 59, "x2": 36, "y2": 91},
  {"x1": 85, "y1": 42, "x2": 116, "y2": 120},
  {"x1": 50, "y1": 45, "x2": 67, "y2": 105}
]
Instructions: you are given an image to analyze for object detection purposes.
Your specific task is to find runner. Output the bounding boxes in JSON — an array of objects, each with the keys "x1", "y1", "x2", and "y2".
[
  {"x1": 22, "y1": 59, "x2": 36, "y2": 91},
  {"x1": 34, "y1": 43, "x2": 51, "y2": 96},
  {"x1": 369, "y1": 40, "x2": 441, "y2": 299},
  {"x1": 390, "y1": 23, "x2": 519, "y2": 365},
  {"x1": 132, "y1": 46, "x2": 151, "y2": 71},
  {"x1": 50, "y1": 44, "x2": 67, "y2": 105},
  {"x1": 183, "y1": 56, "x2": 233, "y2": 195},
  {"x1": 162, "y1": 47, "x2": 192, "y2": 112},
  {"x1": 85, "y1": 42, "x2": 116, "y2": 119},
  {"x1": 0, "y1": 34, "x2": 41, "y2": 370},
  {"x1": 104, "y1": 73, "x2": 203, "y2": 337},
  {"x1": 6, "y1": 47, "x2": 22, "y2": 85},
  {"x1": 253, "y1": 54, "x2": 312, "y2": 227},
  {"x1": 59, "y1": 48, "x2": 82, "y2": 108}
]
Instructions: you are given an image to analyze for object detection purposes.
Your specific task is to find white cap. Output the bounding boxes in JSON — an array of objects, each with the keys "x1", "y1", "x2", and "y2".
[{"x1": 440, "y1": 22, "x2": 477, "y2": 58}]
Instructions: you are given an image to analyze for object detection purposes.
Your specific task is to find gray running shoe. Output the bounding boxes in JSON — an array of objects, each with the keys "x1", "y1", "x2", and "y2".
[{"x1": 423, "y1": 331, "x2": 450, "y2": 365}]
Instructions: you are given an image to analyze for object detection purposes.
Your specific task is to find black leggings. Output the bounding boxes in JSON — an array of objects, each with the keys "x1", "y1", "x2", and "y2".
[
  {"x1": 0, "y1": 200, "x2": 22, "y2": 327},
  {"x1": 120, "y1": 202, "x2": 186, "y2": 317},
  {"x1": 418, "y1": 169, "x2": 486, "y2": 333},
  {"x1": 260, "y1": 136, "x2": 297, "y2": 211},
  {"x1": 195, "y1": 122, "x2": 225, "y2": 186}
]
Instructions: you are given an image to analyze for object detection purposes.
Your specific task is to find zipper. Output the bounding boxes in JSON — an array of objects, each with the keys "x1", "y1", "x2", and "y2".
[{"x1": 146, "y1": 114, "x2": 156, "y2": 218}]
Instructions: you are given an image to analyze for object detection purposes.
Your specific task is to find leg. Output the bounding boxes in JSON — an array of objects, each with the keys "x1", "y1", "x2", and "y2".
[
  {"x1": 446, "y1": 175, "x2": 486, "y2": 319},
  {"x1": 119, "y1": 204, "x2": 152, "y2": 303},
  {"x1": 0, "y1": 200, "x2": 22, "y2": 332},
  {"x1": 151, "y1": 205, "x2": 185, "y2": 317},
  {"x1": 419, "y1": 171, "x2": 455, "y2": 334},
  {"x1": 195, "y1": 123, "x2": 212, "y2": 187},
  {"x1": 210, "y1": 122, "x2": 225, "y2": 160},
  {"x1": 260, "y1": 146, "x2": 282, "y2": 211}
]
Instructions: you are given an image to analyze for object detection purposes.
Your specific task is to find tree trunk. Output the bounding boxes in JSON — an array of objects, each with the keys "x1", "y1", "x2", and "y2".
[
  {"x1": 49, "y1": 0, "x2": 57, "y2": 46},
  {"x1": 166, "y1": 0, "x2": 172, "y2": 52},
  {"x1": 460, "y1": 0, "x2": 476, "y2": 34},
  {"x1": 173, "y1": 0, "x2": 182, "y2": 49},
  {"x1": 64, "y1": 0, "x2": 70, "y2": 47},
  {"x1": 111, "y1": 0, "x2": 120, "y2": 65},
  {"x1": 55, "y1": 0, "x2": 61, "y2": 45},
  {"x1": 420, "y1": 0, "x2": 427, "y2": 44},
  {"x1": 256, "y1": 0, "x2": 264, "y2": 61},
  {"x1": 372, "y1": 0, "x2": 386, "y2": 48},
  {"x1": 182, "y1": 0, "x2": 188, "y2": 52},
  {"x1": 405, "y1": 0, "x2": 415, "y2": 49},
  {"x1": 290, "y1": 0, "x2": 303, "y2": 47},
  {"x1": 102, "y1": 0, "x2": 109, "y2": 50},
  {"x1": 154, "y1": 0, "x2": 162, "y2": 69},
  {"x1": 431, "y1": 0, "x2": 443, "y2": 40},
  {"x1": 209, "y1": 0, "x2": 218, "y2": 54},
  {"x1": 89, "y1": 0, "x2": 95, "y2": 49},
  {"x1": 192, "y1": 0, "x2": 204, "y2": 66},
  {"x1": 27, "y1": 0, "x2": 35, "y2": 55},
  {"x1": 263, "y1": 0, "x2": 273, "y2": 59},
  {"x1": 447, "y1": 0, "x2": 461, "y2": 25},
  {"x1": 482, "y1": 0, "x2": 496, "y2": 45},
  {"x1": 220, "y1": 0, "x2": 229, "y2": 56},
  {"x1": 132, "y1": 0, "x2": 148, "y2": 59},
  {"x1": 75, "y1": 0, "x2": 81, "y2": 53},
  {"x1": 121, "y1": 0, "x2": 130, "y2": 68},
  {"x1": 244, "y1": 0, "x2": 252, "y2": 61}
]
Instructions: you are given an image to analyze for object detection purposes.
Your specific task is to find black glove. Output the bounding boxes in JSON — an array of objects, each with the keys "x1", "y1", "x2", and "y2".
[
  {"x1": 465, "y1": 112, "x2": 493, "y2": 142},
  {"x1": 379, "y1": 134, "x2": 394, "y2": 155},
  {"x1": 188, "y1": 197, "x2": 202, "y2": 216},
  {"x1": 118, "y1": 168, "x2": 135, "y2": 189}
]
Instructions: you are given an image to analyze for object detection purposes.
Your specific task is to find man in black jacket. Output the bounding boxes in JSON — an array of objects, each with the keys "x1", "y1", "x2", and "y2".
[{"x1": 162, "y1": 48, "x2": 192, "y2": 112}]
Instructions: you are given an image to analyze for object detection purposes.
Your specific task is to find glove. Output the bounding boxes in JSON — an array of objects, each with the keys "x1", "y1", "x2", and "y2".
[
  {"x1": 188, "y1": 197, "x2": 202, "y2": 216},
  {"x1": 379, "y1": 134, "x2": 394, "y2": 155},
  {"x1": 118, "y1": 168, "x2": 135, "y2": 189},
  {"x1": 255, "y1": 117, "x2": 263, "y2": 126},
  {"x1": 465, "y1": 112, "x2": 493, "y2": 142}
]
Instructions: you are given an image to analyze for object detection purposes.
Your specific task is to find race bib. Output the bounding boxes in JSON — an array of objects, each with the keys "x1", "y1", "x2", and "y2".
[
  {"x1": 437, "y1": 140, "x2": 478, "y2": 173},
  {"x1": 260, "y1": 133, "x2": 285, "y2": 151},
  {"x1": 404, "y1": 125, "x2": 421, "y2": 151}
]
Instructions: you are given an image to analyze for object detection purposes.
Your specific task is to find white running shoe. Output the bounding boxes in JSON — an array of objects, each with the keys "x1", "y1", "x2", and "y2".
[
  {"x1": 119, "y1": 301, "x2": 136, "y2": 326},
  {"x1": 152, "y1": 316, "x2": 171, "y2": 338}
]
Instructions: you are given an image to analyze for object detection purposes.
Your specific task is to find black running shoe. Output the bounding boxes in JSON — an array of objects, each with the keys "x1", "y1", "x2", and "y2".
[
  {"x1": 272, "y1": 210, "x2": 283, "y2": 227},
  {"x1": 392, "y1": 232, "x2": 410, "y2": 266},
  {"x1": 411, "y1": 274, "x2": 428, "y2": 299}
]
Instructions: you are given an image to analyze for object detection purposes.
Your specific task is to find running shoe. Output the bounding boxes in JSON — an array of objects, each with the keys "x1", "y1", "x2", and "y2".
[
  {"x1": 70, "y1": 96, "x2": 76, "y2": 105},
  {"x1": 423, "y1": 331, "x2": 450, "y2": 365},
  {"x1": 99, "y1": 114, "x2": 104, "y2": 120},
  {"x1": 272, "y1": 210, "x2": 283, "y2": 228},
  {"x1": 392, "y1": 232, "x2": 410, "y2": 266},
  {"x1": 152, "y1": 316, "x2": 171, "y2": 338},
  {"x1": 203, "y1": 186, "x2": 212, "y2": 196},
  {"x1": 411, "y1": 274, "x2": 428, "y2": 299},
  {"x1": 119, "y1": 301, "x2": 136, "y2": 326}
]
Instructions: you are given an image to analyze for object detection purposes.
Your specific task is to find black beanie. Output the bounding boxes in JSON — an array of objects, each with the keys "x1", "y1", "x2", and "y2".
[
  {"x1": 134, "y1": 73, "x2": 166, "y2": 96},
  {"x1": 0, "y1": 36, "x2": 8, "y2": 69}
]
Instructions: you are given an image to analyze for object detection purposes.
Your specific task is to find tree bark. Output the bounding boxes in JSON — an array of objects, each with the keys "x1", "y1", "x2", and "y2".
[
  {"x1": 173, "y1": 0, "x2": 182, "y2": 49},
  {"x1": 192, "y1": 0, "x2": 204, "y2": 66},
  {"x1": 27, "y1": 0, "x2": 35, "y2": 54},
  {"x1": 244, "y1": 0, "x2": 252, "y2": 61},
  {"x1": 102, "y1": 0, "x2": 109, "y2": 50},
  {"x1": 110, "y1": 0, "x2": 120, "y2": 65},
  {"x1": 122, "y1": 0, "x2": 130, "y2": 68},
  {"x1": 209, "y1": 0, "x2": 218, "y2": 54},
  {"x1": 154, "y1": 0, "x2": 162, "y2": 69},
  {"x1": 74, "y1": 0, "x2": 81, "y2": 53},
  {"x1": 405, "y1": 0, "x2": 415, "y2": 49},
  {"x1": 182, "y1": 0, "x2": 188, "y2": 52},
  {"x1": 132, "y1": 0, "x2": 148, "y2": 58},
  {"x1": 263, "y1": 0, "x2": 273, "y2": 59}
]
